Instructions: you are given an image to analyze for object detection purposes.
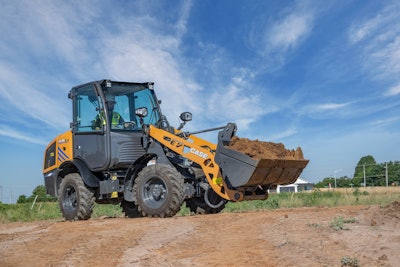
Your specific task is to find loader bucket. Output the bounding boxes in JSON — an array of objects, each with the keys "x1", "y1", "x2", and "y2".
[{"x1": 214, "y1": 123, "x2": 309, "y2": 188}]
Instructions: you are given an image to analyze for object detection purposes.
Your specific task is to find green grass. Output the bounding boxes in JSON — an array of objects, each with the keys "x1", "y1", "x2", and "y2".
[
  {"x1": 0, "y1": 202, "x2": 62, "y2": 223},
  {"x1": 1, "y1": 187, "x2": 399, "y2": 223},
  {"x1": 329, "y1": 216, "x2": 357, "y2": 231},
  {"x1": 224, "y1": 188, "x2": 400, "y2": 213},
  {"x1": 341, "y1": 256, "x2": 359, "y2": 267}
]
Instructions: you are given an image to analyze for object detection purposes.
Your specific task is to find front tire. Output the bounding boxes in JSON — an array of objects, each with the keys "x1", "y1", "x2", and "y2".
[
  {"x1": 58, "y1": 173, "x2": 95, "y2": 221},
  {"x1": 133, "y1": 164, "x2": 184, "y2": 218}
]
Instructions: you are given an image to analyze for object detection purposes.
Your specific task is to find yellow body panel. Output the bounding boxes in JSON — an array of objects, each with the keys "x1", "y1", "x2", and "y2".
[
  {"x1": 149, "y1": 125, "x2": 243, "y2": 201},
  {"x1": 43, "y1": 130, "x2": 73, "y2": 174}
]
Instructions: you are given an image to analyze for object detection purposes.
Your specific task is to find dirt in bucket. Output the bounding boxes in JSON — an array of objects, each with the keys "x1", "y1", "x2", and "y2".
[{"x1": 227, "y1": 136, "x2": 305, "y2": 160}]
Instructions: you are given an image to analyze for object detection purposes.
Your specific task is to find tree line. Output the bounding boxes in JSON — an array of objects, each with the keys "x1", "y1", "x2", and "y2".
[
  {"x1": 16, "y1": 185, "x2": 57, "y2": 203},
  {"x1": 315, "y1": 155, "x2": 400, "y2": 188}
]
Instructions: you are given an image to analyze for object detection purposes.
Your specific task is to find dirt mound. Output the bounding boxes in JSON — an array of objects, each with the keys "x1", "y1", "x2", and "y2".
[
  {"x1": 382, "y1": 201, "x2": 400, "y2": 218},
  {"x1": 227, "y1": 136, "x2": 304, "y2": 160},
  {"x1": 370, "y1": 201, "x2": 400, "y2": 226}
]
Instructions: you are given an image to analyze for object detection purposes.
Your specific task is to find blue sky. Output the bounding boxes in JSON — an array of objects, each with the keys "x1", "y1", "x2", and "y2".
[{"x1": 1, "y1": 0, "x2": 400, "y2": 202}]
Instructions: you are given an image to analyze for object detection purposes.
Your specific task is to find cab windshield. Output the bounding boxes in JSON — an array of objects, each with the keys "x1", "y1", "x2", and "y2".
[{"x1": 74, "y1": 82, "x2": 161, "y2": 132}]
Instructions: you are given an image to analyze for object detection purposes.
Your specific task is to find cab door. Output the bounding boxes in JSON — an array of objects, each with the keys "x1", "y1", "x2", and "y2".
[{"x1": 70, "y1": 83, "x2": 110, "y2": 171}]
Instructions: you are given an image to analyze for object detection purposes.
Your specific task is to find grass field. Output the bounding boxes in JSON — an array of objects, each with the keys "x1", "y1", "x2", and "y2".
[{"x1": 1, "y1": 186, "x2": 399, "y2": 223}]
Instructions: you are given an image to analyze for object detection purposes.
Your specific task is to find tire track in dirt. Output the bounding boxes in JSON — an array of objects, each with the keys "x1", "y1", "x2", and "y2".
[{"x1": 119, "y1": 218, "x2": 195, "y2": 266}]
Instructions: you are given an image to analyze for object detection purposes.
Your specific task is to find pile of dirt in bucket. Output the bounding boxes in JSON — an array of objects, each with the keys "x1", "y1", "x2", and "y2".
[{"x1": 227, "y1": 136, "x2": 304, "y2": 160}]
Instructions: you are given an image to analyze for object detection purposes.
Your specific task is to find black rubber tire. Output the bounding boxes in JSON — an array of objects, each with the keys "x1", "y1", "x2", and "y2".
[
  {"x1": 133, "y1": 164, "x2": 184, "y2": 218},
  {"x1": 185, "y1": 191, "x2": 227, "y2": 215},
  {"x1": 120, "y1": 200, "x2": 141, "y2": 218},
  {"x1": 58, "y1": 173, "x2": 95, "y2": 221}
]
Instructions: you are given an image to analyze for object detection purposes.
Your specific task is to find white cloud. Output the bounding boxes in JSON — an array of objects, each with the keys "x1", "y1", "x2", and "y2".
[
  {"x1": 370, "y1": 36, "x2": 400, "y2": 78},
  {"x1": 0, "y1": 125, "x2": 48, "y2": 146},
  {"x1": 267, "y1": 127, "x2": 298, "y2": 142},
  {"x1": 370, "y1": 116, "x2": 400, "y2": 127},
  {"x1": 93, "y1": 15, "x2": 202, "y2": 121},
  {"x1": 1, "y1": 1, "x2": 96, "y2": 66},
  {"x1": 0, "y1": 64, "x2": 70, "y2": 129},
  {"x1": 385, "y1": 85, "x2": 400, "y2": 96},
  {"x1": 267, "y1": 13, "x2": 313, "y2": 52},
  {"x1": 348, "y1": 2, "x2": 400, "y2": 80},
  {"x1": 207, "y1": 72, "x2": 278, "y2": 130},
  {"x1": 175, "y1": 0, "x2": 193, "y2": 39},
  {"x1": 314, "y1": 102, "x2": 350, "y2": 111},
  {"x1": 248, "y1": 2, "x2": 315, "y2": 66},
  {"x1": 349, "y1": 14, "x2": 383, "y2": 45},
  {"x1": 348, "y1": 2, "x2": 400, "y2": 45},
  {"x1": 0, "y1": 1, "x2": 201, "y2": 142}
]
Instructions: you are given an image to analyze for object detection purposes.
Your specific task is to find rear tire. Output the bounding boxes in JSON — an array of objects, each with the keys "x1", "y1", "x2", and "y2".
[
  {"x1": 58, "y1": 173, "x2": 95, "y2": 221},
  {"x1": 133, "y1": 164, "x2": 184, "y2": 217},
  {"x1": 121, "y1": 200, "x2": 141, "y2": 218},
  {"x1": 186, "y1": 188, "x2": 227, "y2": 214}
]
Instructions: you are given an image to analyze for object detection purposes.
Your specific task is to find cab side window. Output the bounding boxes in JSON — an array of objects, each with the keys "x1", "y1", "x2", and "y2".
[{"x1": 44, "y1": 142, "x2": 56, "y2": 169}]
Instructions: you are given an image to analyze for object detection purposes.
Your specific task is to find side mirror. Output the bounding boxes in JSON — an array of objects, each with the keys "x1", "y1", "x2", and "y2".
[
  {"x1": 180, "y1": 112, "x2": 192, "y2": 122},
  {"x1": 135, "y1": 107, "x2": 148, "y2": 118}
]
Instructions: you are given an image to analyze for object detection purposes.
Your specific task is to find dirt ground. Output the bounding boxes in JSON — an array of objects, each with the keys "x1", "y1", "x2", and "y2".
[{"x1": 1, "y1": 203, "x2": 399, "y2": 267}]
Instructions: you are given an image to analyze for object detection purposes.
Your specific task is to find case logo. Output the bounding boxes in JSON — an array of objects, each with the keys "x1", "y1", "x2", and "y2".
[{"x1": 189, "y1": 148, "x2": 208, "y2": 159}]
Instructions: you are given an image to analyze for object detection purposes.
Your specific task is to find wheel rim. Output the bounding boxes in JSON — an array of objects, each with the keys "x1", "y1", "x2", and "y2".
[
  {"x1": 62, "y1": 184, "x2": 77, "y2": 214},
  {"x1": 142, "y1": 176, "x2": 168, "y2": 209}
]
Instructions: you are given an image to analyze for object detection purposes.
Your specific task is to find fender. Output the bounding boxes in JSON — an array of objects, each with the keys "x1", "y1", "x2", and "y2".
[
  {"x1": 123, "y1": 140, "x2": 175, "y2": 202},
  {"x1": 60, "y1": 159, "x2": 100, "y2": 188},
  {"x1": 123, "y1": 153, "x2": 155, "y2": 202}
]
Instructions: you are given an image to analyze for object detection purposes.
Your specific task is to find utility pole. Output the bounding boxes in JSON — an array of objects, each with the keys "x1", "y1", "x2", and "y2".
[
  {"x1": 385, "y1": 162, "x2": 388, "y2": 187},
  {"x1": 363, "y1": 164, "x2": 366, "y2": 187},
  {"x1": 334, "y1": 169, "x2": 342, "y2": 188},
  {"x1": 0, "y1": 186, "x2": 2, "y2": 202}
]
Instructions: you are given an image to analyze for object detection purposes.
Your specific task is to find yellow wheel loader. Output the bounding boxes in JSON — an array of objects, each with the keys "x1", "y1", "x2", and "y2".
[{"x1": 42, "y1": 80, "x2": 308, "y2": 220}]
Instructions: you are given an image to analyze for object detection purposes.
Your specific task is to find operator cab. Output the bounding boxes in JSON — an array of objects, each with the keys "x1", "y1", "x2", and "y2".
[
  {"x1": 69, "y1": 80, "x2": 164, "y2": 171},
  {"x1": 70, "y1": 80, "x2": 161, "y2": 132}
]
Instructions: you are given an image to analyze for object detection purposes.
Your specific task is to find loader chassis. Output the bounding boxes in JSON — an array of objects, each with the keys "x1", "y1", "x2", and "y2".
[{"x1": 43, "y1": 79, "x2": 309, "y2": 221}]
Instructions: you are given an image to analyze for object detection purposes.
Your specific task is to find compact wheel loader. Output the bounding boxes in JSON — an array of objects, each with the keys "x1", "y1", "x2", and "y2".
[{"x1": 42, "y1": 80, "x2": 309, "y2": 220}]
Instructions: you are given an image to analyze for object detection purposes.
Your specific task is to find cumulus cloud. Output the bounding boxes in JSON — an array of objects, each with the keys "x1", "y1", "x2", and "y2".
[{"x1": 0, "y1": 1, "x2": 202, "y2": 143}]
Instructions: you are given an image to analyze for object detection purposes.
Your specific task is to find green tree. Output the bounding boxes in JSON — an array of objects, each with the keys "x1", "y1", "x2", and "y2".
[
  {"x1": 353, "y1": 155, "x2": 378, "y2": 186},
  {"x1": 353, "y1": 156, "x2": 400, "y2": 187},
  {"x1": 384, "y1": 161, "x2": 400, "y2": 186},
  {"x1": 31, "y1": 185, "x2": 48, "y2": 202},
  {"x1": 315, "y1": 176, "x2": 352, "y2": 188},
  {"x1": 336, "y1": 176, "x2": 353, "y2": 187},
  {"x1": 17, "y1": 185, "x2": 57, "y2": 203},
  {"x1": 17, "y1": 194, "x2": 28, "y2": 203},
  {"x1": 315, "y1": 177, "x2": 335, "y2": 188}
]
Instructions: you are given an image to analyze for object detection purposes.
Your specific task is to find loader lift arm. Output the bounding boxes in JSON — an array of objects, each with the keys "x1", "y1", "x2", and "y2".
[{"x1": 149, "y1": 124, "x2": 244, "y2": 201}]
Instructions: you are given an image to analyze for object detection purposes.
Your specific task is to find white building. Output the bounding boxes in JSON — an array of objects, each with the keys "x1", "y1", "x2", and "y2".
[{"x1": 275, "y1": 178, "x2": 314, "y2": 193}]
